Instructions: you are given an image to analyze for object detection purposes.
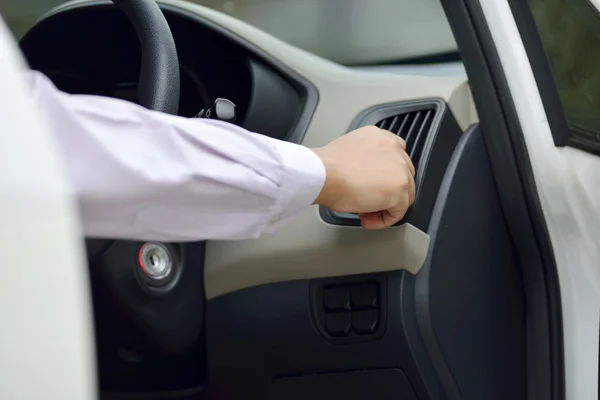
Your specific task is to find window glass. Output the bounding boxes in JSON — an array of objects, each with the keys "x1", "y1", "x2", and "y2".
[
  {"x1": 0, "y1": 0, "x2": 456, "y2": 66},
  {"x1": 529, "y1": 0, "x2": 600, "y2": 145}
]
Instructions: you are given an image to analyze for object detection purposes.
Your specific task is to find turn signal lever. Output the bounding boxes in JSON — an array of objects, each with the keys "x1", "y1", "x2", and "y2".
[{"x1": 194, "y1": 98, "x2": 236, "y2": 123}]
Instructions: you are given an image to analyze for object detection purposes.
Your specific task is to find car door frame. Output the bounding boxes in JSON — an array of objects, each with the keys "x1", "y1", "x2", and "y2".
[
  {"x1": 488, "y1": 1, "x2": 600, "y2": 399},
  {"x1": 0, "y1": 17, "x2": 97, "y2": 400},
  {"x1": 441, "y1": 0, "x2": 600, "y2": 399}
]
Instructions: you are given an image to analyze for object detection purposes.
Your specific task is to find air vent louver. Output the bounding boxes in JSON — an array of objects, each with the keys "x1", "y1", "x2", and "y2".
[
  {"x1": 319, "y1": 99, "x2": 462, "y2": 230},
  {"x1": 375, "y1": 107, "x2": 436, "y2": 168}
]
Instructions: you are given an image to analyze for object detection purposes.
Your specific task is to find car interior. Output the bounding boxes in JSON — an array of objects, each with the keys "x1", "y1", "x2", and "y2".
[{"x1": 17, "y1": 0, "x2": 562, "y2": 399}]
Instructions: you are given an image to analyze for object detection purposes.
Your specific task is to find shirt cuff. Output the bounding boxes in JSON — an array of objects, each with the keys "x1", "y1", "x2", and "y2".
[{"x1": 263, "y1": 138, "x2": 326, "y2": 233}]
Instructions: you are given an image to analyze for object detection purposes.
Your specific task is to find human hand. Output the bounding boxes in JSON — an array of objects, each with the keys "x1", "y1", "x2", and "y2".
[{"x1": 311, "y1": 125, "x2": 416, "y2": 230}]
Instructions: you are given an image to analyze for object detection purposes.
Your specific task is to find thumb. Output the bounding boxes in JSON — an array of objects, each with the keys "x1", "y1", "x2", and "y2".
[{"x1": 358, "y1": 211, "x2": 395, "y2": 230}]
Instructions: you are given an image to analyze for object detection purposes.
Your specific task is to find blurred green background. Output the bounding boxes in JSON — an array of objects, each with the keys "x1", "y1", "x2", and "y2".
[{"x1": 530, "y1": 0, "x2": 600, "y2": 144}]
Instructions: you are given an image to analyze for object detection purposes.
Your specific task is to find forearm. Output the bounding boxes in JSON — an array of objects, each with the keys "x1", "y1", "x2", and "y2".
[{"x1": 26, "y1": 71, "x2": 325, "y2": 241}]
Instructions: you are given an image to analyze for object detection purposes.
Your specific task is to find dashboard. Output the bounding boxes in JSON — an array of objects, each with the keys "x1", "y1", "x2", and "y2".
[
  {"x1": 21, "y1": 2, "x2": 310, "y2": 140},
  {"x1": 18, "y1": 0, "x2": 479, "y2": 398}
]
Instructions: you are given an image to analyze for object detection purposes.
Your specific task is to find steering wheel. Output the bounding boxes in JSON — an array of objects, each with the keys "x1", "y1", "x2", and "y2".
[
  {"x1": 87, "y1": 0, "x2": 205, "y2": 358},
  {"x1": 113, "y1": 0, "x2": 179, "y2": 114}
]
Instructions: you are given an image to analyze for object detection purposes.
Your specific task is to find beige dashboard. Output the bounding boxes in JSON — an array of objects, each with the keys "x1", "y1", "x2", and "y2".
[{"x1": 150, "y1": 1, "x2": 478, "y2": 299}]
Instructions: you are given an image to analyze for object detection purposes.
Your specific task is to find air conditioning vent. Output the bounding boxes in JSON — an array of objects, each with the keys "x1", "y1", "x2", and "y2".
[
  {"x1": 320, "y1": 99, "x2": 462, "y2": 230},
  {"x1": 375, "y1": 107, "x2": 436, "y2": 169}
]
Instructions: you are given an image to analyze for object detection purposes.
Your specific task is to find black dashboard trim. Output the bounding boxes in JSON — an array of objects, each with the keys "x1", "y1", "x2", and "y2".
[
  {"x1": 244, "y1": 59, "x2": 304, "y2": 141},
  {"x1": 37, "y1": 0, "x2": 319, "y2": 145}
]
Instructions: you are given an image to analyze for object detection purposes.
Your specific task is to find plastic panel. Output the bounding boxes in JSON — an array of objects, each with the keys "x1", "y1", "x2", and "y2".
[
  {"x1": 204, "y1": 126, "x2": 528, "y2": 400},
  {"x1": 204, "y1": 272, "x2": 432, "y2": 400},
  {"x1": 243, "y1": 59, "x2": 303, "y2": 141},
  {"x1": 415, "y1": 125, "x2": 527, "y2": 399}
]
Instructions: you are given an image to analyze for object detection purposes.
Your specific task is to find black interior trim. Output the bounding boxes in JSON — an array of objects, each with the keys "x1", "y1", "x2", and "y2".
[
  {"x1": 416, "y1": 124, "x2": 527, "y2": 400},
  {"x1": 439, "y1": 2, "x2": 564, "y2": 400},
  {"x1": 157, "y1": 3, "x2": 318, "y2": 144},
  {"x1": 243, "y1": 59, "x2": 304, "y2": 141},
  {"x1": 91, "y1": 240, "x2": 207, "y2": 392},
  {"x1": 413, "y1": 125, "x2": 478, "y2": 400},
  {"x1": 204, "y1": 271, "x2": 440, "y2": 400}
]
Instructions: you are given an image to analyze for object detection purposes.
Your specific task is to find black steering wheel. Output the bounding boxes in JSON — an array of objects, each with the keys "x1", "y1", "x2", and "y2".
[
  {"x1": 86, "y1": 0, "x2": 206, "y2": 358},
  {"x1": 113, "y1": 0, "x2": 180, "y2": 114}
]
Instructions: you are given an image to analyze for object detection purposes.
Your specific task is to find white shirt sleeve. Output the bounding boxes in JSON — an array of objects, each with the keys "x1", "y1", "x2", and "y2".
[{"x1": 25, "y1": 71, "x2": 326, "y2": 241}]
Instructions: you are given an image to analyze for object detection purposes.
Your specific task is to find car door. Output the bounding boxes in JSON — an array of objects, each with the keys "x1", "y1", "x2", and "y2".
[
  {"x1": 440, "y1": 0, "x2": 600, "y2": 399},
  {"x1": 473, "y1": 0, "x2": 600, "y2": 398}
]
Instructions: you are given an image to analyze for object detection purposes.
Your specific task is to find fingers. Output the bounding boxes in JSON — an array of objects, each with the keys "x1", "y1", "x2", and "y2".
[
  {"x1": 380, "y1": 128, "x2": 407, "y2": 150},
  {"x1": 378, "y1": 127, "x2": 414, "y2": 176},
  {"x1": 358, "y1": 199, "x2": 410, "y2": 230},
  {"x1": 410, "y1": 175, "x2": 416, "y2": 205},
  {"x1": 400, "y1": 149, "x2": 416, "y2": 177},
  {"x1": 358, "y1": 211, "x2": 388, "y2": 230},
  {"x1": 359, "y1": 169, "x2": 416, "y2": 230},
  {"x1": 395, "y1": 135, "x2": 407, "y2": 151},
  {"x1": 359, "y1": 206, "x2": 408, "y2": 230},
  {"x1": 351, "y1": 126, "x2": 416, "y2": 230}
]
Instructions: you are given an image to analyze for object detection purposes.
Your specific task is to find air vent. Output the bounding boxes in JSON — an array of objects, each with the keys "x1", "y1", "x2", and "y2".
[
  {"x1": 320, "y1": 99, "x2": 462, "y2": 230},
  {"x1": 375, "y1": 107, "x2": 436, "y2": 169}
]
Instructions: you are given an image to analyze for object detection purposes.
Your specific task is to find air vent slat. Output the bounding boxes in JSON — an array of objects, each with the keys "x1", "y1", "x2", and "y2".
[
  {"x1": 409, "y1": 110, "x2": 434, "y2": 160},
  {"x1": 397, "y1": 114, "x2": 410, "y2": 138},
  {"x1": 379, "y1": 118, "x2": 391, "y2": 130},
  {"x1": 388, "y1": 115, "x2": 401, "y2": 134},
  {"x1": 405, "y1": 111, "x2": 423, "y2": 149},
  {"x1": 371, "y1": 106, "x2": 437, "y2": 171}
]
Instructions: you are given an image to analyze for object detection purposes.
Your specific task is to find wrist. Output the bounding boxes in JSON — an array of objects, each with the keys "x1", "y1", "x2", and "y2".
[{"x1": 311, "y1": 148, "x2": 342, "y2": 208}]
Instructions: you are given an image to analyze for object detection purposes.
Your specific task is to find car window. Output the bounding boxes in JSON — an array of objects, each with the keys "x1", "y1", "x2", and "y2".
[
  {"x1": 529, "y1": 0, "x2": 600, "y2": 146},
  {"x1": 0, "y1": 0, "x2": 456, "y2": 65}
]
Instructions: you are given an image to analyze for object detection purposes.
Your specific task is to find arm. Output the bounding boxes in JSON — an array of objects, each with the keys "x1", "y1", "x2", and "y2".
[{"x1": 27, "y1": 71, "x2": 326, "y2": 241}]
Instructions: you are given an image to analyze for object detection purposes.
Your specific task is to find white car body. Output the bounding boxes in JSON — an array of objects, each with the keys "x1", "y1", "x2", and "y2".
[{"x1": 0, "y1": 17, "x2": 96, "y2": 400}]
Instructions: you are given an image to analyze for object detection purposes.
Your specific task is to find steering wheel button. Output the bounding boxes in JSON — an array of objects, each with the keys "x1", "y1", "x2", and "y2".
[{"x1": 138, "y1": 242, "x2": 173, "y2": 280}]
